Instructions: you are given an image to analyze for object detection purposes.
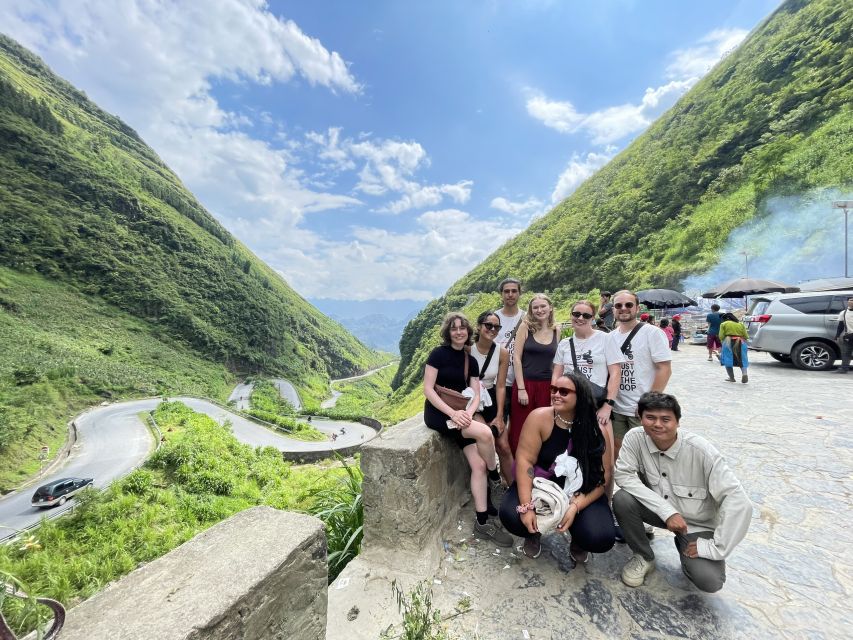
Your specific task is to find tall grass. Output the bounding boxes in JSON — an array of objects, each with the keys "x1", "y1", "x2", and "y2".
[{"x1": 306, "y1": 458, "x2": 363, "y2": 582}]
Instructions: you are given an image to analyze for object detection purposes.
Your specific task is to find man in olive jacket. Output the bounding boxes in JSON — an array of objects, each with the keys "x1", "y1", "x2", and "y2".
[{"x1": 613, "y1": 392, "x2": 752, "y2": 592}]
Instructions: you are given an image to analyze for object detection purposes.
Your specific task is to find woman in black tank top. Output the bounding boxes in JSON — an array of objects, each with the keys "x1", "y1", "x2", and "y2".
[
  {"x1": 509, "y1": 294, "x2": 560, "y2": 455},
  {"x1": 500, "y1": 372, "x2": 616, "y2": 561}
]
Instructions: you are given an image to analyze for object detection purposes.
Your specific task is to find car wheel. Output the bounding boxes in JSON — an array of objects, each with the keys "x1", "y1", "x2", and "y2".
[
  {"x1": 791, "y1": 341, "x2": 836, "y2": 371},
  {"x1": 769, "y1": 352, "x2": 792, "y2": 363},
  {"x1": 58, "y1": 496, "x2": 67, "y2": 506}
]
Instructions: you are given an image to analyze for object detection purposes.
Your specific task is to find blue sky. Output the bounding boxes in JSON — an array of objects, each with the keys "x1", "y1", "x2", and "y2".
[{"x1": 1, "y1": 0, "x2": 781, "y2": 304}]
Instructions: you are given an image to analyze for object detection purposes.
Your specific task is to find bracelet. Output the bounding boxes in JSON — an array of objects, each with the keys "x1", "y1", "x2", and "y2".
[{"x1": 515, "y1": 500, "x2": 535, "y2": 514}]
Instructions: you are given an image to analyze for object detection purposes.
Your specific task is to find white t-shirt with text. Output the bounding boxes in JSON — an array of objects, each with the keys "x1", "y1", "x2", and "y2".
[
  {"x1": 607, "y1": 323, "x2": 672, "y2": 416},
  {"x1": 553, "y1": 331, "x2": 622, "y2": 388},
  {"x1": 494, "y1": 308, "x2": 524, "y2": 386}
]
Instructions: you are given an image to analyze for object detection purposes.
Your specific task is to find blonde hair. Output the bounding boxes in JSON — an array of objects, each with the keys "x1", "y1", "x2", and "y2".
[{"x1": 524, "y1": 293, "x2": 556, "y2": 331}]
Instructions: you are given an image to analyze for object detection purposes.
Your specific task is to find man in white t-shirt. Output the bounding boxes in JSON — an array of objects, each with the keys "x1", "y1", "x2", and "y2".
[
  {"x1": 607, "y1": 289, "x2": 672, "y2": 457},
  {"x1": 493, "y1": 278, "x2": 524, "y2": 478}
]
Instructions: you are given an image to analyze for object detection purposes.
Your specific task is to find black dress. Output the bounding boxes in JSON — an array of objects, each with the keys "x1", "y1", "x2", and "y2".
[{"x1": 424, "y1": 345, "x2": 479, "y2": 449}]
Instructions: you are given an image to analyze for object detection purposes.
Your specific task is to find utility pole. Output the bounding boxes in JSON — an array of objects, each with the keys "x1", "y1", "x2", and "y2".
[
  {"x1": 833, "y1": 201, "x2": 852, "y2": 278},
  {"x1": 739, "y1": 251, "x2": 749, "y2": 279}
]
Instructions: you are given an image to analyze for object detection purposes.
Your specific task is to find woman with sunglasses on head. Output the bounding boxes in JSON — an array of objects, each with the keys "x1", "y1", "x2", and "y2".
[
  {"x1": 510, "y1": 293, "x2": 561, "y2": 455},
  {"x1": 499, "y1": 372, "x2": 616, "y2": 561},
  {"x1": 553, "y1": 300, "x2": 622, "y2": 496},
  {"x1": 423, "y1": 312, "x2": 513, "y2": 546},
  {"x1": 471, "y1": 311, "x2": 513, "y2": 485}
]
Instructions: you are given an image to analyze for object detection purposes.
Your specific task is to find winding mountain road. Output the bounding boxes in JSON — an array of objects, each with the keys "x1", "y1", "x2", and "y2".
[{"x1": 0, "y1": 394, "x2": 375, "y2": 539}]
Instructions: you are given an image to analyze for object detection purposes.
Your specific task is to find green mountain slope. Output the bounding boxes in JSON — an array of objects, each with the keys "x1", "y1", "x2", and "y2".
[
  {"x1": 0, "y1": 34, "x2": 381, "y2": 384},
  {"x1": 393, "y1": 0, "x2": 852, "y2": 399},
  {"x1": 0, "y1": 35, "x2": 383, "y2": 482}
]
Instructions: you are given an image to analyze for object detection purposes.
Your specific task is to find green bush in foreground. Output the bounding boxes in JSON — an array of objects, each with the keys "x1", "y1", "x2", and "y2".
[{"x1": 0, "y1": 401, "x2": 357, "y2": 636}]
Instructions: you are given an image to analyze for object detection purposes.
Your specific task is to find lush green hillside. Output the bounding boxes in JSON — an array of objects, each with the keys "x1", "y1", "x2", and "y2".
[
  {"x1": 0, "y1": 34, "x2": 380, "y2": 384},
  {"x1": 0, "y1": 267, "x2": 233, "y2": 490},
  {"x1": 0, "y1": 34, "x2": 383, "y2": 479},
  {"x1": 392, "y1": 0, "x2": 852, "y2": 403}
]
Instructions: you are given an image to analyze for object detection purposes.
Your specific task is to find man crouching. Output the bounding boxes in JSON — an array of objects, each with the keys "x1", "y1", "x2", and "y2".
[{"x1": 613, "y1": 392, "x2": 752, "y2": 592}]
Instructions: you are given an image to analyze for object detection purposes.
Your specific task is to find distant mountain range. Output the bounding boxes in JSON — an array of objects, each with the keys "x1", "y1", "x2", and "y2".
[{"x1": 309, "y1": 299, "x2": 425, "y2": 355}]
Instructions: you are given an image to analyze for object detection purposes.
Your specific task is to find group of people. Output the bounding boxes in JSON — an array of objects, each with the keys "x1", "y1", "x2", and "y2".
[
  {"x1": 704, "y1": 303, "x2": 750, "y2": 383},
  {"x1": 423, "y1": 280, "x2": 752, "y2": 593}
]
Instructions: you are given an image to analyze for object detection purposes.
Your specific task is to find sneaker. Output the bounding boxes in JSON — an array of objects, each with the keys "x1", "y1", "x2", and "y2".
[
  {"x1": 833, "y1": 368, "x2": 848, "y2": 374},
  {"x1": 570, "y1": 543, "x2": 589, "y2": 565},
  {"x1": 707, "y1": 355, "x2": 712, "y2": 361},
  {"x1": 644, "y1": 523, "x2": 655, "y2": 539},
  {"x1": 621, "y1": 554, "x2": 655, "y2": 587},
  {"x1": 521, "y1": 532, "x2": 542, "y2": 558},
  {"x1": 473, "y1": 520, "x2": 513, "y2": 547},
  {"x1": 724, "y1": 376, "x2": 735, "y2": 382},
  {"x1": 741, "y1": 373, "x2": 748, "y2": 384}
]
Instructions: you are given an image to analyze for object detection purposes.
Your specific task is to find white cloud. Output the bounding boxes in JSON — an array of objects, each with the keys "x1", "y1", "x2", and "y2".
[
  {"x1": 258, "y1": 208, "x2": 525, "y2": 300},
  {"x1": 526, "y1": 27, "x2": 748, "y2": 145},
  {"x1": 490, "y1": 196, "x2": 544, "y2": 217},
  {"x1": 551, "y1": 150, "x2": 614, "y2": 203},
  {"x1": 666, "y1": 28, "x2": 749, "y2": 80},
  {"x1": 304, "y1": 129, "x2": 473, "y2": 214}
]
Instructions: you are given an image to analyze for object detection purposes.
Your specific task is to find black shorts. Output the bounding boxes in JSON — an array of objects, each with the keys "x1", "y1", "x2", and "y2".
[{"x1": 479, "y1": 387, "x2": 498, "y2": 423}]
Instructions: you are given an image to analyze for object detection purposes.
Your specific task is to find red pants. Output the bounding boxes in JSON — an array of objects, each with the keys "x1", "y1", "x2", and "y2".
[{"x1": 509, "y1": 379, "x2": 552, "y2": 454}]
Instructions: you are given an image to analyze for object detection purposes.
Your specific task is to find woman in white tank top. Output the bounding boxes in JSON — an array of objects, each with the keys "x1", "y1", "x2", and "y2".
[{"x1": 471, "y1": 311, "x2": 512, "y2": 485}]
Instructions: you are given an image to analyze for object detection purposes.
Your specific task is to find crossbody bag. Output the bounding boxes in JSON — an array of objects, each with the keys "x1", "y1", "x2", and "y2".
[{"x1": 434, "y1": 351, "x2": 471, "y2": 412}]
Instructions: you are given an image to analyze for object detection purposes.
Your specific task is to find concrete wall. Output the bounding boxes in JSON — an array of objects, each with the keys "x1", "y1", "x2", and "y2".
[{"x1": 57, "y1": 508, "x2": 328, "y2": 640}]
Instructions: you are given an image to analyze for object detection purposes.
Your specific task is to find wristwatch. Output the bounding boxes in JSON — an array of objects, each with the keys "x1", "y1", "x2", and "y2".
[{"x1": 605, "y1": 398, "x2": 615, "y2": 407}]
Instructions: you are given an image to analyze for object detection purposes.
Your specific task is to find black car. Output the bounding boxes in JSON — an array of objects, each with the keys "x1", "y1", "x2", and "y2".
[{"x1": 31, "y1": 477, "x2": 93, "y2": 508}]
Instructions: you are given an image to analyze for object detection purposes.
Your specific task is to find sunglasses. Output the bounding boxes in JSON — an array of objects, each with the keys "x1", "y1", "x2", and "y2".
[
  {"x1": 482, "y1": 322, "x2": 502, "y2": 331},
  {"x1": 614, "y1": 302, "x2": 636, "y2": 309},
  {"x1": 571, "y1": 311, "x2": 594, "y2": 319},
  {"x1": 549, "y1": 385, "x2": 577, "y2": 397}
]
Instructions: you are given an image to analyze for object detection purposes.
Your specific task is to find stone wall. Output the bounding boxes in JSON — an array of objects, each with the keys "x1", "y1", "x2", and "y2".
[
  {"x1": 325, "y1": 415, "x2": 469, "y2": 639},
  {"x1": 56, "y1": 508, "x2": 328, "y2": 640},
  {"x1": 360, "y1": 414, "x2": 468, "y2": 557}
]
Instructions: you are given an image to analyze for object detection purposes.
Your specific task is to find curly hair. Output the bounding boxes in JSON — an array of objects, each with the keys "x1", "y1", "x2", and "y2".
[
  {"x1": 557, "y1": 371, "x2": 605, "y2": 494},
  {"x1": 439, "y1": 312, "x2": 474, "y2": 346}
]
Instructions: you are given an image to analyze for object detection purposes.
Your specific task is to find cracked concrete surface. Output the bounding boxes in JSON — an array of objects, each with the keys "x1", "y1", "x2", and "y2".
[{"x1": 331, "y1": 348, "x2": 853, "y2": 639}]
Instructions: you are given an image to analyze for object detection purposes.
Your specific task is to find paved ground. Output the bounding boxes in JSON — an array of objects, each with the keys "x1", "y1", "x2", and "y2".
[{"x1": 423, "y1": 347, "x2": 852, "y2": 639}]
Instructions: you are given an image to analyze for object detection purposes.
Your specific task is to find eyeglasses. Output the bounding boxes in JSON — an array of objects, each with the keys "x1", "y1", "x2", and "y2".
[
  {"x1": 571, "y1": 311, "x2": 594, "y2": 319},
  {"x1": 549, "y1": 385, "x2": 577, "y2": 397},
  {"x1": 482, "y1": 322, "x2": 502, "y2": 331},
  {"x1": 614, "y1": 302, "x2": 635, "y2": 309}
]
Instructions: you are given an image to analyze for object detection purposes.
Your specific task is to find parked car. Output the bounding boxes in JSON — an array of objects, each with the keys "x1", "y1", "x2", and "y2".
[
  {"x1": 690, "y1": 329, "x2": 708, "y2": 345},
  {"x1": 31, "y1": 477, "x2": 93, "y2": 508},
  {"x1": 744, "y1": 290, "x2": 853, "y2": 371}
]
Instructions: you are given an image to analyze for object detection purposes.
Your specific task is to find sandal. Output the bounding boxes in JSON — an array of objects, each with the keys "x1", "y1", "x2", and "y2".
[{"x1": 522, "y1": 533, "x2": 542, "y2": 559}]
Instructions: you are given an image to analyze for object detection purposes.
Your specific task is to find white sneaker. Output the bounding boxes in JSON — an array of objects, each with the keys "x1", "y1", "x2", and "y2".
[
  {"x1": 621, "y1": 553, "x2": 655, "y2": 587},
  {"x1": 644, "y1": 523, "x2": 655, "y2": 539}
]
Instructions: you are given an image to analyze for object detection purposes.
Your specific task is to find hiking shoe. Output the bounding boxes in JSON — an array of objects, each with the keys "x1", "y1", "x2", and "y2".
[
  {"x1": 521, "y1": 532, "x2": 542, "y2": 558},
  {"x1": 473, "y1": 520, "x2": 513, "y2": 547},
  {"x1": 741, "y1": 373, "x2": 748, "y2": 384},
  {"x1": 621, "y1": 554, "x2": 655, "y2": 587}
]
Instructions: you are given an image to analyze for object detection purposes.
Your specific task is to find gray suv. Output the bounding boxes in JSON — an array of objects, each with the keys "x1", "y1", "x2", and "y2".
[{"x1": 744, "y1": 290, "x2": 852, "y2": 371}]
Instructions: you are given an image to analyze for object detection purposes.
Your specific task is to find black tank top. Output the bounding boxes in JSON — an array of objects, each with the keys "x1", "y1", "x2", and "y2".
[
  {"x1": 535, "y1": 421, "x2": 572, "y2": 473},
  {"x1": 522, "y1": 329, "x2": 558, "y2": 380}
]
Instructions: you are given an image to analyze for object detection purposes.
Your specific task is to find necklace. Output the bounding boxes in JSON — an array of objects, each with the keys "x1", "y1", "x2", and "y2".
[{"x1": 554, "y1": 410, "x2": 574, "y2": 429}]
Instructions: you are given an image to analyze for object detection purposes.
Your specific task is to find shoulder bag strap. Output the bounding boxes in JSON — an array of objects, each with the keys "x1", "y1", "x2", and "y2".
[
  {"x1": 479, "y1": 343, "x2": 497, "y2": 380},
  {"x1": 463, "y1": 349, "x2": 470, "y2": 387},
  {"x1": 620, "y1": 323, "x2": 644, "y2": 354},
  {"x1": 569, "y1": 337, "x2": 580, "y2": 372},
  {"x1": 508, "y1": 314, "x2": 524, "y2": 342}
]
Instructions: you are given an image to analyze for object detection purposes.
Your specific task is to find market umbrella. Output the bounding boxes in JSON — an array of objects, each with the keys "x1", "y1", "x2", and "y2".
[
  {"x1": 636, "y1": 289, "x2": 697, "y2": 309},
  {"x1": 701, "y1": 277, "x2": 799, "y2": 298}
]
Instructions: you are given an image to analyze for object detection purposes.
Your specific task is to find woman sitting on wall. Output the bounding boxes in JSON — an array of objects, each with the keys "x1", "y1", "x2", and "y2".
[
  {"x1": 510, "y1": 293, "x2": 560, "y2": 454},
  {"x1": 500, "y1": 371, "x2": 616, "y2": 560},
  {"x1": 423, "y1": 312, "x2": 512, "y2": 546}
]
